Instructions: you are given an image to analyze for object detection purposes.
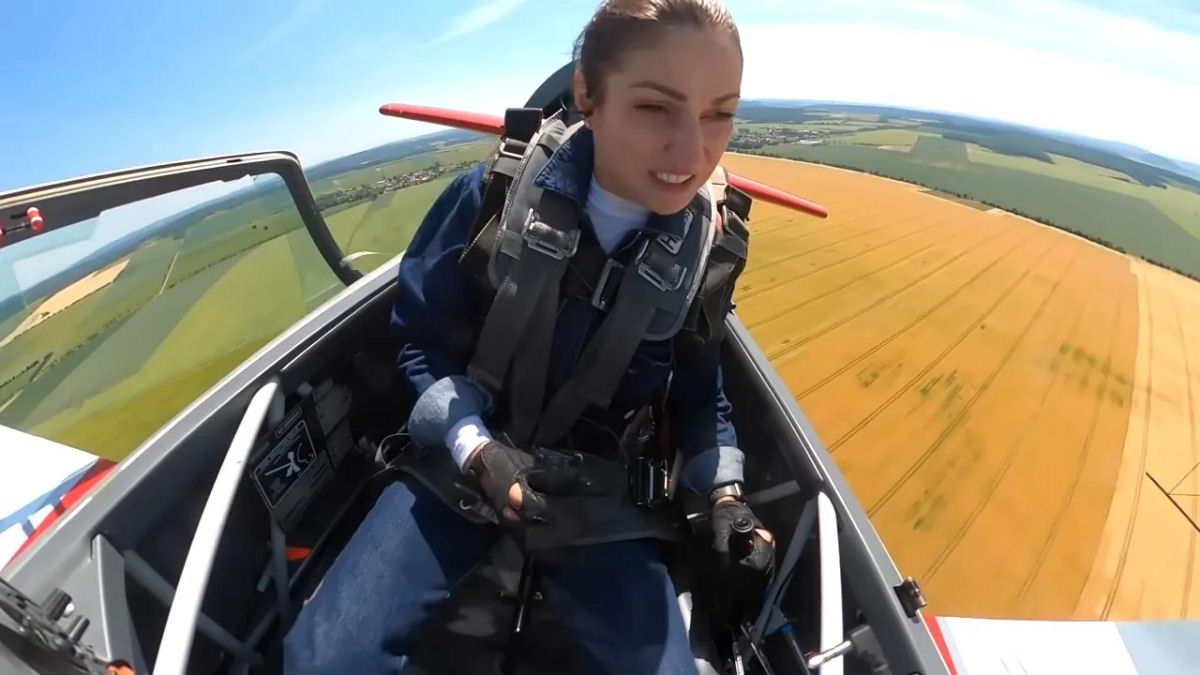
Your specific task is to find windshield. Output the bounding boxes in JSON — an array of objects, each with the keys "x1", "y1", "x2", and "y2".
[
  {"x1": 0, "y1": 173, "x2": 341, "y2": 462},
  {"x1": 0, "y1": 137, "x2": 492, "y2": 465}
]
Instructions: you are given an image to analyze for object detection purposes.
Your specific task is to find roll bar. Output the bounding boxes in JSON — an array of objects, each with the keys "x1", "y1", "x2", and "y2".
[{"x1": 153, "y1": 380, "x2": 283, "y2": 675}]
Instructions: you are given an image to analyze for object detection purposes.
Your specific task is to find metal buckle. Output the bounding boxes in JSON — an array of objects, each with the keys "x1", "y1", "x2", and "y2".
[
  {"x1": 498, "y1": 138, "x2": 526, "y2": 162},
  {"x1": 591, "y1": 258, "x2": 623, "y2": 311},
  {"x1": 522, "y1": 209, "x2": 579, "y2": 260},
  {"x1": 636, "y1": 240, "x2": 684, "y2": 291}
]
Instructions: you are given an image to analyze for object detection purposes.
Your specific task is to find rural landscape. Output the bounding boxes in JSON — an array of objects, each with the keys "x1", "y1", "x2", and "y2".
[{"x1": 1, "y1": 101, "x2": 1198, "y2": 624}]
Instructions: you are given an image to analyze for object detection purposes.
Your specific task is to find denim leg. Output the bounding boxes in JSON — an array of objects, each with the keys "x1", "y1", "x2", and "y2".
[
  {"x1": 282, "y1": 475, "x2": 498, "y2": 674},
  {"x1": 539, "y1": 539, "x2": 698, "y2": 675}
]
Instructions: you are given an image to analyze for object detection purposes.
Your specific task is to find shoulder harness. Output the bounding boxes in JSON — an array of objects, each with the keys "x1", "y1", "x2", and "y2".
[{"x1": 460, "y1": 108, "x2": 752, "y2": 450}]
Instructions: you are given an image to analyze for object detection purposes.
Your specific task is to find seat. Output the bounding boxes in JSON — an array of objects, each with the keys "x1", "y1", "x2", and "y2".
[{"x1": 493, "y1": 536, "x2": 724, "y2": 675}]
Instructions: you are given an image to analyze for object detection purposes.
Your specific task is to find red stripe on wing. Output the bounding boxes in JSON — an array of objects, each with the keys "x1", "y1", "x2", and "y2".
[
  {"x1": 8, "y1": 459, "x2": 117, "y2": 565},
  {"x1": 924, "y1": 615, "x2": 960, "y2": 675}
]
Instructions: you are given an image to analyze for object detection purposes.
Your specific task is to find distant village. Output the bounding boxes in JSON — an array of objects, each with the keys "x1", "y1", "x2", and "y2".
[
  {"x1": 729, "y1": 126, "x2": 824, "y2": 151},
  {"x1": 314, "y1": 159, "x2": 478, "y2": 211}
]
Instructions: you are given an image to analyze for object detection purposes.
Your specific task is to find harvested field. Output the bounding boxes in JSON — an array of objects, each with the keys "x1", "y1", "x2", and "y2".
[
  {"x1": 722, "y1": 151, "x2": 1200, "y2": 620},
  {"x1": 0, "y1": 257, "x2": 129, "y2": 349},
  {"x1": 1075, "y1": 259, "x2": 1200, "y2": 620}
]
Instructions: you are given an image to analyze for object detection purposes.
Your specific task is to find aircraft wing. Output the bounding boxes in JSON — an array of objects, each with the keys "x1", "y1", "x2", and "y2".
[
  {"x1": 0, "y1": 425, "x2": 114, "y2": 571},
  {"x1": 926, "y1": 614, "x2": 1200, "y2": 674}
]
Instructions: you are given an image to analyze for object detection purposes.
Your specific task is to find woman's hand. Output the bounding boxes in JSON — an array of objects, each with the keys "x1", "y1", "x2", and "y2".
[
  {"x1": 467, "y1": 440, "x2": 582, "y2": 524},
  {"x1": 711, "y1": 496, "x2": 776, "y2": 623},
  {"x1": 714, "y1": 494, "x2": 773, "y2": 544},
  {"x1": 711, "y1": 496, "x2": 775, "y2": 577}
]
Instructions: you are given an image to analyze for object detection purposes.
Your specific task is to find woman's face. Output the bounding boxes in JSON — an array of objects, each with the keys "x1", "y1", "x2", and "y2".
[{"x1": 575, "y1": 27, "x2": 742, "y2": 215}]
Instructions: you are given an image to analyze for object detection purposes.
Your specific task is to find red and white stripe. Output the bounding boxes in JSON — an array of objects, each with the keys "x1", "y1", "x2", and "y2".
[
  {"x1": 926, "y1": 614, "x2": 1145, "y2": 674},
  {"x1": 1, "y1": 425, "x2": 115, "y2": 570}
]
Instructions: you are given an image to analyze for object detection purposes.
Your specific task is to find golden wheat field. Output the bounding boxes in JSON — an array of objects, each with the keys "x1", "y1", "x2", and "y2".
[{"x1": 721, "y1": 152, "x2": 1200, "y2": 621}]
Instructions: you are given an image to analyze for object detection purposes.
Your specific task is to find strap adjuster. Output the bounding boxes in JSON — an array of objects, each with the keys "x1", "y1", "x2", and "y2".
[
  {"x1": 522, "y1": 209, "x2": 579, "y2": 260},
  {"x1": 657, "y1": 233, "x2": 683, "y2": 255},
  {"x1": 591, "y1": 259, "x2": 624, "y2": 311},
  {"x1": 498, "y1": 138, "x2": 526, "y2": 162},
  {"x1": 636, "y1": 241, "x2": 685, "y2": 291}
]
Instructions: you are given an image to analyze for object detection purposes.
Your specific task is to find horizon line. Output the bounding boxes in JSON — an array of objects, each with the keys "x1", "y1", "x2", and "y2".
[{"x1": 306, "y1": 97, "x2": 1197, "y2": 174}]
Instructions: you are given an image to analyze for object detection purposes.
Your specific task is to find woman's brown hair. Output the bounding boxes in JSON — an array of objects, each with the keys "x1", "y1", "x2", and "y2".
[{"x1": 573, "y1": 0, "x2": 742, "y2": 115}]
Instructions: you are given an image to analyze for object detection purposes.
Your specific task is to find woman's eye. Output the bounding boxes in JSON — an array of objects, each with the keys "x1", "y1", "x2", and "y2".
[{"x1": 636, "y1": 103, "x2": 668, "y2": 113}]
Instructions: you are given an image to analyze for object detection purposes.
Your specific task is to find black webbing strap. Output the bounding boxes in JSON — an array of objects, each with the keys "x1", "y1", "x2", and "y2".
[
  {"x1": 461, "y1": 139, "x2": 525, "y2": 265},
  {"x1": 467, "y1": 191, "x2": 578, "y2": 392},
  {"x1": 532, "y1": 239, "x2": 684, "y2": 448},
  {"x1": 466, "y1": 116, "x2": 578, "y2": 393},
  {"x1": 506, "y1": 192, "x2": 576, "y2": 447}
]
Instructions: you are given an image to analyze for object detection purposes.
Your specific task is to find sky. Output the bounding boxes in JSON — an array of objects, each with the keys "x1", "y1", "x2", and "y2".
[{"x1": 2, "y1": 0, "x2": 1198, "y2": 193}]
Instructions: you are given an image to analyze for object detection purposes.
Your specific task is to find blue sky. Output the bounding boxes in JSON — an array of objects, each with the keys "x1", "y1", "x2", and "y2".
[{"x1": 2, "y1": 0, "x2": 1198, "y2": 192}]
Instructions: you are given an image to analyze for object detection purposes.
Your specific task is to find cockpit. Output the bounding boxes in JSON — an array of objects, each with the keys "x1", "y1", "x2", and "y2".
[{"x1": 0, "y1": 64, "x2": 947, "y2": 675}]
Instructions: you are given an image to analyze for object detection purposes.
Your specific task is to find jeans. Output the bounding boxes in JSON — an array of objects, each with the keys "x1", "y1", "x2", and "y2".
[{"x1": 282, "y1": 475, "x2": 699, "y2": 674}]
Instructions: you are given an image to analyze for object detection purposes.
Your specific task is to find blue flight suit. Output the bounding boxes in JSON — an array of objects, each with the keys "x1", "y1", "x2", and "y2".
[{"x1": 283, "y1": 128, "x2": 743, "y2": 674}]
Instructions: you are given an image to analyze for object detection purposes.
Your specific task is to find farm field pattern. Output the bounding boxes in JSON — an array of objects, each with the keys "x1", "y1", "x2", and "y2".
[
  {"x1": 722, "y1": 152, "x2": 1200, "y2": 620},
  {"x1": 4, "y1": 126, "x2": 1200, "y2": 624},
  {"x1": 0, "y1": 148, "x2": 474, "y2": 459}
]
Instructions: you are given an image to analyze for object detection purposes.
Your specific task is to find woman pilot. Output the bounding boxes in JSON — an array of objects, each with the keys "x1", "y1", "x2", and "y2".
[{"x1": 285, "y1": 2, "x2": 774, "y2": 673}]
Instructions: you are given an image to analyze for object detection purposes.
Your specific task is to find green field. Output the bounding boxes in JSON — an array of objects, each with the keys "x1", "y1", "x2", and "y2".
[
  {"x1": 1, "y1": 155, "x2": 475, "y2": 460},
  {"x1": 965, "y1": 147, "x2": 1200, "y2": 239},
  {"x1": 733, "y1": 111, "x2": 1200, "y2": 281},
  {"x1": 908, "y1": 136, "x2": 969, "y2": 167},
  {"x1": 17, "y1": 256, "x2": 243, "y2": 427},
  {"x1": 310, "y1": 142, "x2": 490, "y2": 196},
  {"x1": 324, "y1": 174, "x2": 458, "y2": 274},
  {"x1": 165, "y1": 205, "x2": 303, "y2": 288},
  {"x1": 835, "y1": 129, "x2": 923, "y2": 147}
]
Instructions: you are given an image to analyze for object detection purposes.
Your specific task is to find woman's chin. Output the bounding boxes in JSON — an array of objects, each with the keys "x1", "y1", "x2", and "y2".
[
  {"x1": 639, "y1": 185, "x2": 697, "y2": 215},
  {"x1": 647, "y1": 192, "x2": 700, "y2": 216}
]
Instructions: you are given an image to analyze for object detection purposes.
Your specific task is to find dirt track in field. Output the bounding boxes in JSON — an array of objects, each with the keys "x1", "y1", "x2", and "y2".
[{"x1": 722, "y1": 152, "x2": 1200, "y2": 620}]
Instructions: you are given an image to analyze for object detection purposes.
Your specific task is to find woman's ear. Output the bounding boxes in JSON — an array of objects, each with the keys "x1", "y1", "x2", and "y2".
[{"x1": 573, "y1": 67, "x2": 593, "y2": 118}]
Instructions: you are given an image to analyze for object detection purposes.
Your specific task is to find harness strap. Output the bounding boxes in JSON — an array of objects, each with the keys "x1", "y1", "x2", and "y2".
[
  {"x1": 561, "y1": 221, "x2": 624, "y2": 311},
  {"x1": 467, "y1": 216, "x2": 573, "y2": 391},
  {"x1": 507, "y1": 193, "x2": 576, "y2": 447},
  {"x1": 519, "y1": 449, "x2": 685, "y2": 554},
  {"x1": 461, "y1": 138, "x2": 523, "y2": 267},
  {"x1": 533, "y1": 237, "x2": 684, "y2": 448},
  {"x1": 466, "y1": 121, "x2": 579, "y2": 394}
]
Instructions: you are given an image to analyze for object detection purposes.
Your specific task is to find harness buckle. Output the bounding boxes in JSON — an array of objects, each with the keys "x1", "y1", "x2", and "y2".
[
  {"x1": 522, "y1": 209, "x2": 579, "y2": 260},
  {"x1": 591, "y1": 259, "x2": 624, "y2": 311},
  {"x1": 636, "y1": 240, "x2": 685, "y2": 291},
  {"x1": 630, "y1": 456, "x2": 670, "y2": 509},
  {"x1": 498, "y1": 138, "x2": 526, "y2": 162}
]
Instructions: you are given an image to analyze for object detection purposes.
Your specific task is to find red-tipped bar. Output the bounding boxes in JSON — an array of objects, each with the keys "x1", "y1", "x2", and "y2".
[
  {"x1": 723, "y1": 174, "x2": 827, "y2": 218},
  {"x1": 380, "y1": 103, "x2": 505, "y2": 136},
  {"x1": 380, "y1": 103, "x2": 828, "y2": 218}
]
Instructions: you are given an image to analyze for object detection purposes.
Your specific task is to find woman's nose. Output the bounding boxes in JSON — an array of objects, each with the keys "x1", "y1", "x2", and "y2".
[{"x1": 663, "y1": 114, "x2": 705, "y2": 166}]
